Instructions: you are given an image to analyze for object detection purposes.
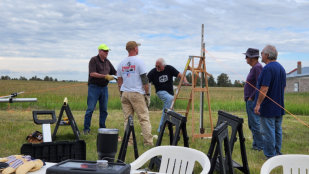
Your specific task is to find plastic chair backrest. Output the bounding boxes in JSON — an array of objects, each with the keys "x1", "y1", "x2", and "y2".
[
  {"x1": 130, "y1": 146, "x2": 210, "y2": 174},
  {"x1": 260, "y1": 154, "x2": 309, "y2": 174}
]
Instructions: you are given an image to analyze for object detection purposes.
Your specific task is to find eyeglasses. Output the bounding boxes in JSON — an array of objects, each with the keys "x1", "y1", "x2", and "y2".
[{"x1": 100, "y1": 50, "x2": 109, "y2": 53}]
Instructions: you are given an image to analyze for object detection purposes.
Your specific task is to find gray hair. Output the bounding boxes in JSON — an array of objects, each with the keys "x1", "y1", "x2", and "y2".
[
  {"x1": 157, "y1": 58, "x2": 166, "y2": 66},
  {"x1": 263, "y1": 45, "x2": 278, "y2": 60}
]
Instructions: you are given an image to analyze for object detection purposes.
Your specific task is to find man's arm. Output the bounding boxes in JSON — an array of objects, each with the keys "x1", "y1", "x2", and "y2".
[
  {"x1": 140, "y1": 73, "x2": 150, "y2": 94},
  {"x1": 254, "y1": 86, "x2": 269, "y2": 115},
  {"x1": 90, "y1": 72, "x2": 106, "y2": 78},
  {"x1": 117, "y1": 77, "x2": 123, "y2": 91},
  {"x1": 177, "y1": 73, "x2": 189, "y2": 84}
]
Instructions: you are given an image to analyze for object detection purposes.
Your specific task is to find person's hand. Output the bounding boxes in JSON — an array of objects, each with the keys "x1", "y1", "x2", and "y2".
[
  {"x1": 254, "y1": 104, "x2": 260, "y2": 115},
  {"x1": 248, "y1": 98, "x2": 252, "y2": 101},
  {"x1": 144, "y1": 94, "x2": 150, "y2": 108},
  {"x1": 104, "y1": 74, "x2": 114, "y2": 81}
]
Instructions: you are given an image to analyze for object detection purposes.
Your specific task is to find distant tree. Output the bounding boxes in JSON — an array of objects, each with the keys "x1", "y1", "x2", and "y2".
[
  {"x1": 54, "y1": 78, "x2": 58, "y2": 82},
  {"x1": 1, "y1": 75, "x2": 11, "y2": 80},
  {"x1": 44, "y1": 76, "x2": 49, "y2": 81},
  {"x1": 43, "y1": 76, "x2": 54, "y2": 81},
  {"x1": 29, "y1": 76, "x2": 42, "y2": 81},
  {"x1": 208, "y1": 75, "x2": 216, "y2": 87},
  {"x1": 233, "y1": 80, "x2": 244, "y2": 87},
  {"x1": 185, "y1": 73, "x2": 202, "y2": 86},
  {"x1": 217, "y1": 73, "x2": 232, "y2": 87},
  {"x1": 19, "y1": 76, "x2": 27, "y2": 80},
  {"x1": 11, "y1": 77, "x2": 18, "y2": 80}
]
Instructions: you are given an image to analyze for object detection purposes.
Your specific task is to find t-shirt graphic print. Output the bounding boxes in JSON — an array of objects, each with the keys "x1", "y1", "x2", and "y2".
[{"x1": 159, "y1": 75, "x2": 168, "y2": 83}]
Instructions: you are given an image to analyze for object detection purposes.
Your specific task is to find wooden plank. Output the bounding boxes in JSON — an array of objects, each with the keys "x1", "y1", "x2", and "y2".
[
  {"x1": 193, "y1": 88, "x2": 208, "y2": 92},
  {"x1": 193, "y1": 133, "x2": 212, "y2": 138}
]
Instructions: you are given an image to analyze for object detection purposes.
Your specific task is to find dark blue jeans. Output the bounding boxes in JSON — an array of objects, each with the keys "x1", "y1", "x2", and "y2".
[
  {"x1": 84, "y1": 84, "x2": 108, "y2": 131},
  {"x1": 260, "y1": 116, "x2": 283, "y2": 158},
  {"x1": 246, "y1": 100, "x2": 263, "y2": 150}
]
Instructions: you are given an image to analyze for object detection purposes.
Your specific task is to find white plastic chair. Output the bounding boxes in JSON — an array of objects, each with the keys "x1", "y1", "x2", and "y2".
[
  {"x1": 260, "y1": 154, "x2": 309, "y2": 174},
  {"x1": 130, "y1": 146, "x2": 210, "y2": 174}
]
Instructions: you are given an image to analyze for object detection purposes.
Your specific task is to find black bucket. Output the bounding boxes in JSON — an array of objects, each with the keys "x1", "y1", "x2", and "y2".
[{"x1": 97, "y1": 128, "x2": 119, "y2": 162}]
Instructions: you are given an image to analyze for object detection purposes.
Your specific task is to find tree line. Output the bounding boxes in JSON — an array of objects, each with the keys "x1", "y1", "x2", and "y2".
[
  {"x1": 174, "y1": 73, "x2": 245, "y2": 87},
  {"x1": 0, "y1": 75, "x2": 58, "y2": 81},
  {"x1": 1, "y1": 73, "x2": 245, "y2": 87}
]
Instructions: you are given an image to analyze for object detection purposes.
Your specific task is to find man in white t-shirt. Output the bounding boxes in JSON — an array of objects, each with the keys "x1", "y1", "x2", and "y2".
[{"x1": 117, "y1": 41, "x2": 153, "y2": 146}]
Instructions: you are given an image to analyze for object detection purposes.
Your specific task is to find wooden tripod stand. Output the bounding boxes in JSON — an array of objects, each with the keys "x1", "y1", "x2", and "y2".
[{"x1": 171, "y1": 55, "x2": 213, "y2": 141}]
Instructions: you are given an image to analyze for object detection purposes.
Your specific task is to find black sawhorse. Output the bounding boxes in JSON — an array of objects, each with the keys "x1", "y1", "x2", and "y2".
[
  {"x1": 156, "y1": 109, "x2": 189, "y2": 146},
  {"x1": 149, "y1": 109, "x2": 189, "y2": 169},
  {"x1": 208, "y1": 122, "x2": 234, "y2": 174},
  {"x1": 117, "y1": 115, "x2": 139, "y2": 162},
  {"x1": 52, "y1": 103, "x2": 80, "y2": 141},
  {"x1": 215, "y1": 110, "x2": 250, "y2": 174}
]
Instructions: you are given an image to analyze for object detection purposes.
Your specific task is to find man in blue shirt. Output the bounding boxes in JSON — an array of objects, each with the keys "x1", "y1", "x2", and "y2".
[
  {"x1": 254, "y1": 45, "x2": 286, "y2": 158},
  {"x1": 243, "y1": 48, "x2": 263, "y2": 151}
]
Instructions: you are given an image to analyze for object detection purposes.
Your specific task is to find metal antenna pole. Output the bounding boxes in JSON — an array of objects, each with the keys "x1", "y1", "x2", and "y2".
[
  {"x1": 200, "y1": 24, "x2": 205, "y2": 133},
  {"x1": 0, "y1": 91, "x2": 37, "y2": 103}
]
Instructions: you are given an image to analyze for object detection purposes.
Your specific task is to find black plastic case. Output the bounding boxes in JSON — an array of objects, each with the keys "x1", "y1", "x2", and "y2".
[
  {"x1": 21, "y1": 140, "x2": 86, "y2": 162},
  {"x1": 46, "y1": 159, "x2": 130, "y2": 174}
]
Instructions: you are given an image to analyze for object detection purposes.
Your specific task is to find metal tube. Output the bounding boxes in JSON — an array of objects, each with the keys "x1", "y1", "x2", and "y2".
[
  {"x1": 200, "y1": 24, "x2": 205, "y2": 133},
  {"x1": 0, "y1": 98, "x2": 37, "y2": 103}
]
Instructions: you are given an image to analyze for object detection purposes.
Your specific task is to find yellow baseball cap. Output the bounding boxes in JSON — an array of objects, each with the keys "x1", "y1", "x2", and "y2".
[{"x1": 98, "y1": 44, "x2": 110, "y2": 51}]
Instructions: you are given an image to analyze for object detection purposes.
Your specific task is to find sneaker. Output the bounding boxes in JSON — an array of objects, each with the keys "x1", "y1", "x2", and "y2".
[{"x1": 83, "y1": 129, "x2": 90, "y2": 135}]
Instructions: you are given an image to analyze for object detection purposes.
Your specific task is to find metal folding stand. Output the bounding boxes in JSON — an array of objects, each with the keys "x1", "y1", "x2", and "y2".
[
  {"x1": 207, "y1": 122, "x2": 234, "y2": 174},
  {"x1": 117, "y1": 115, "x2": 139, "y2": 162},
  {"x1": 215, "y1": 110, "x2": 250, "y2": 174},
  {"x1": 52, "y1": 101, "x2": 80, "y2": 141},
  {"x1": 155, "y1": 109, "x2": 189, "y2": 146},
  {"x1": 32, "y1": 111, "x2": 57, "y2": 142},
  {"x1": 149, "y1": 109, "x2": 189, "y2": 170}
]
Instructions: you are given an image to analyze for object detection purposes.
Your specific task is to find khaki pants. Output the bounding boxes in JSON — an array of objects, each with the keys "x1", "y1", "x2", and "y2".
[{"x1": 121, "y1": 92, "x2": 153, "y2": 146}]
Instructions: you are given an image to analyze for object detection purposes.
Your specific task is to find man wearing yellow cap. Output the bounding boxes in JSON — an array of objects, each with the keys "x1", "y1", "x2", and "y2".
[
  {"x1": 117, "y1": 41, "x2": 153, "y2": 146},
  {"x1": 83, "y1": 43, "x2": 116, "y2": 134}
]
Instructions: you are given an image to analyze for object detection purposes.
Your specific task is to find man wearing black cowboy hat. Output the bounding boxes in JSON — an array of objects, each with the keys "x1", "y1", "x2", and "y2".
[{"x1": 243, "y1": 48, "x2": 263, "y2": 151}]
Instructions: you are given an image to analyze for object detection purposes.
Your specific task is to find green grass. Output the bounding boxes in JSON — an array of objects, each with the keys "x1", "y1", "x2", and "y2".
[
  {"x1": 0, "y1": 80, "x2": 309, "y2": 173},
  {"x1": 0, "y1": 110, "x2": 308, "y2": 173},
  {"x1": 1, "y1": 80, "x2": 309, "y2": 115}
]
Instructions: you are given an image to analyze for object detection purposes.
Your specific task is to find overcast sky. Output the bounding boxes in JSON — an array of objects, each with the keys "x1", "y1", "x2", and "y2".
[{"x1": 0, "y1": 0, "x2": 308, "y2": 82}]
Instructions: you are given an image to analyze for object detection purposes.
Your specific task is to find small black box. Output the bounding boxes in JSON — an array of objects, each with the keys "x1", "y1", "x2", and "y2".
[
  {"x1": 46, "y1": 159, "x2": 130, "y2": 174},
  {"x1": 21, "y1": 140, "x2": 86, "y2": 162}
]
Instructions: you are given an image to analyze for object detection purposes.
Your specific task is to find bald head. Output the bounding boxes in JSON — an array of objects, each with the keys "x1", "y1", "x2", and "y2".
[{"x1": 155, "y1": 58, "x2": 166, "y2": 72}]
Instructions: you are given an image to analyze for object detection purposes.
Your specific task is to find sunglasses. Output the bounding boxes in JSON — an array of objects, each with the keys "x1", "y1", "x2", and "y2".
[{"x1": 100, "y1": 50, "x2": 109, "y2": 53}]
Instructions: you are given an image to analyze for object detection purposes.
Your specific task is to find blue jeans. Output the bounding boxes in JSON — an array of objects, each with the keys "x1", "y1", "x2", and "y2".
[
  {"x1": 84, "y1": 84, "x2": 108, "y2": 131},
  {"x1": 156, "y1": 91, "x2": 174, "y2": 132},
  {"x1": 246, "y1": 100, "x2": 263, "y2": 150},
  {"x1": 260, "y1": 116, "x2": 283, "y2": 158}
]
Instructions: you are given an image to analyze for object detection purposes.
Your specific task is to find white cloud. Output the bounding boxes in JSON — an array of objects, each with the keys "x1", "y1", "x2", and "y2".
[{"x1": 0, "y1": 0, "x2": 308, "y2": 81}]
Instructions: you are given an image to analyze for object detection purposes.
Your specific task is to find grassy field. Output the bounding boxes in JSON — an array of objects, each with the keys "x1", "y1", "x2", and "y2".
[
  {"x1": 0, "y1": 80, "x2": 309, "y2": 173},
  {"x1": 1, "y1": 80, "x2": 309, "y2": 115}
]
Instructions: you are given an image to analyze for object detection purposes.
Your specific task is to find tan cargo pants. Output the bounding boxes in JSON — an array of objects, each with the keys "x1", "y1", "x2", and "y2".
[{"x1": 121, "y1": 92, "x2": 153, "y2": 146}]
